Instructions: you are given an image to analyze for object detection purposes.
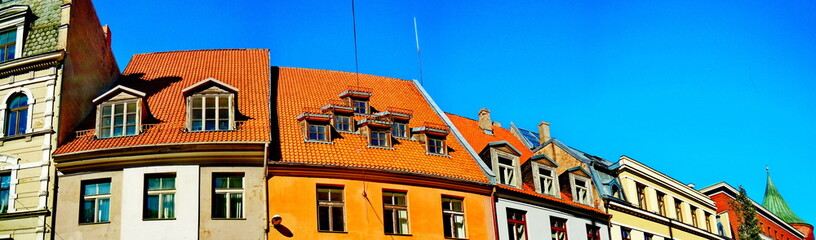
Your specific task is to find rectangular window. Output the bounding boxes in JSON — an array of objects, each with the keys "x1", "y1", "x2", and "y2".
[
  {"x1": 81, "y1": 179, "x2": 111, "y2": 223},
  {"x1": 637, "y1": 183, "x2": 647, "y2": 209},
  {"x1": 383, "y1": 191, "x2": 409, "y2": 235},
  {"x1": 392, "y1": 122, "x2": 407, "y2": 138},
  {"x1": 587, "y1": 225, "x2": 601, "y2": 240},
  {"x1": 213, "y1": 173, "x2": 243, "y2": 219},
  {"x1": 506, "y1": 208, "x2": 527, "y2": 240},
  {"x1": 353, "y1": 100, "x2": 368, "y2": 114},
  {"x1": 657, "y1": 191, "x2": 666, "y2": 216},
  {"x1": 100, "y1": 101, "x2": 138, "y2": 138},
  {"x1": 537, "y1": 166, "x2": 556, "y2": 195},
  {"x1": 335, "y1": 115, "x2": 352, "y2": 132},
  {"x1": 144, "y1": 174, "x2": 175, "y2": 219},
  {"x1": 317, "y1": 186, "x2": 345, "y2": 232},
  {"x1": 691, "y1": 206, "x2": 699, "y2": 227},
  {"x1": 675, "y1": 199, "x2": 684, "y2": 222},
  {"x1": 705, "y1": 213, "x2": 712, "y2": 232},
  {"x1": 190, "y1": 95, "x2": 231, "y2": 131},
  {"x1": 0, "y1": 173, "x2": 10, "y2": 214},
  {"x1": 370, "y1": 130, "x2": 389, "y2": 147},
  {"x1": 428, "y1": 137, "x2": 445, "y2": 154},
  {"x1": 645, "y1": 233, "x2": 653, "y2": 240},
  {"x1": 621, "y1": 228, "x2": 632, "y2": 240},
  {"x1": 573, "y1": 178, "x2": 590, "y2": 205},
  {"x1": 550, "y1": 217, "x2": 567, "y2": 240},
  {"x1": 442, "y1": 197, "x2": 466, "y2": 239},
  {"x1": 0, "y1": 30, "x2": 16, "y2": 62},
  {"x1": 498, "y1": 156, "x2": 515, "y2": 186},
  {"x1": 307, "y1": 124, "x2": 327, "y2": 141}
]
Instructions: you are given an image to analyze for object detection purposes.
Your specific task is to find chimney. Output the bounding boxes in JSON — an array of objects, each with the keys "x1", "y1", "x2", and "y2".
[
  {"x1": 478, "y1": 108, "x2": 493, "y2": 134},
  {"x1": 538, "y1": 121, "x2": 550, "y2": 144},
  {"x1": 102, "y1": 25, "x2": 112, "y2": 47}
]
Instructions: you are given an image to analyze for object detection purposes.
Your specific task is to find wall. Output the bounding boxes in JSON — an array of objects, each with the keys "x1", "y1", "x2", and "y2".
[
  {"x1": 54, "y1": 171, "x2": 123, "y2": 240},
  {"x1": 619, "y1": 171, "x2": 718, "y2": 232},
  {"x1": 267, "y1": 175, "x2": 495, "y2": 240},
  {"x1": 120, "y1": 165, "x2": 199, "y2": 240},
  {"x1": 709, "y1": 192, "x2": 803, "y2": 240},
  {"x1": 496, "y1": 198, "x2": 608, "y2": 240},
  {"x1": 199, "y1": 166, "x2": 266, "y2": 240}
]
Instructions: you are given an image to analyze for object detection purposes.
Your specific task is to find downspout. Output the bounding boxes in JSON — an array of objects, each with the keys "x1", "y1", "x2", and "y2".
[
  {"x1": 491, "y1": 186, "x2": 500, "y2": 240},
  {"x1": 605, "y1": 199, "x2": 613, "y2": 240},
  {"x1": 263, "y1": 142, "x2": 270, "y2": 239}
]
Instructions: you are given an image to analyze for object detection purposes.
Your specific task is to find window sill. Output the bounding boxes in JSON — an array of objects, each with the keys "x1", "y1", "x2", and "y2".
[
  {"x1": 79, "y1": 221, "x2": 110, "y2": 225},
  {"x1": 385, "y1": 233, "x2": 413, "y2": 236},
  {"x1": 186, "y1": 129, "x2": 236, "y2": 133},
  {"x1": 317, "y1": 230, "x2": 348, "y2": 234},
  {"x1": 367, "y1": 145, "x2": 394, "y2": 150},
  {"x1": 304, "y1": 139, "x2": 333, "y2": 144},
  {"x1": 425, "y1": 152, "x2": 451, "y2": 158},
  {"x1": 212, "y1": 218, "x2": 246, "y2": 220},
  {"x1": 97, "y1": 134, "x2": 140, "y2": 140},
  {"x1": 143, "y1": 218, "x2": 176, "y2": 221}
]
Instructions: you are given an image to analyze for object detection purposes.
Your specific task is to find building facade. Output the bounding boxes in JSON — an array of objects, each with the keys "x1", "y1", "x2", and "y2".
[
  {"x1": 52, "y1": 49, "x2": 270, "y2": 240},
  {"x1": 269, "y1": 68, "x2": 496, "y2": 239},
  {"x1": 700, "y1": 181, "x2": 806, "y2": 240},
  {"x1": 448, "y1": 110, "x2": 610, "y2": 240},
  {"x1": 0, "y1": 0, "x2": 118, "y2": 239}
]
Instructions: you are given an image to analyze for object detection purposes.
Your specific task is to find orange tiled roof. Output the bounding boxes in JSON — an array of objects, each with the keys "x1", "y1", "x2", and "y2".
[
  {"x1": 55, "y1": 49, "x2": 270, "y2": 154},
  {"x1": 275, "y1": 67, "x2": 489, "y2": 183},
  {"x1": 447, "y1": 113, "x2": 606, "y2": 215}
]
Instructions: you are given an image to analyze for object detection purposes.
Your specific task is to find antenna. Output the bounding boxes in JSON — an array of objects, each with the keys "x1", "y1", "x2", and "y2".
[
  {"x1": 413, "y1": 17, "x2": 424, "y2": 85},
  {"x1": 351, "y1": 0, "x2": 360, "y2": 86}
]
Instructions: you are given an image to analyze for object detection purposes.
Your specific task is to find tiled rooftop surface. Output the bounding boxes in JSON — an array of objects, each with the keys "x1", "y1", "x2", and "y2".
[
  {"x1": 275, "y1": 67, "x2": 489, "y2": 183},
  {"x1": 55, "y1": 49, "x2": 271, "y2": 154},
  {"x1": 447, "y1": 113, "x2": 606, "y2": 215}
]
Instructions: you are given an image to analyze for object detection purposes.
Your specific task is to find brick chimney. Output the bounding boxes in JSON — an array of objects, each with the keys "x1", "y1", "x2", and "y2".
[
  {"x1": 538, "y1": 121, "x2": 550, "y2": 144},
  {"x1": 478, "y1": 108, "x2": 493, "y2": 134}
]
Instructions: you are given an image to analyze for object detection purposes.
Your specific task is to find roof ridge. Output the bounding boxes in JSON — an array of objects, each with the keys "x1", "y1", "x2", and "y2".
[
  {"x1": 276, "y1": 67, "x2": 415, "y2": 83},
  {"x1": 133, "y1": 48, "x2": 269, "y2": 56}
]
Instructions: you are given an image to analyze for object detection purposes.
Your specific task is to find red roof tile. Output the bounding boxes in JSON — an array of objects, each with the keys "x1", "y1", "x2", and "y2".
[
  {"x1": 497, "y1": 184, "x2": 607, "y2": 215},
  {"x1": 275, "y1": 67, "x2": 489, "y2": 183},
  {"x1": 55, "y1": 49, "x2": 270, "y2": 154}
]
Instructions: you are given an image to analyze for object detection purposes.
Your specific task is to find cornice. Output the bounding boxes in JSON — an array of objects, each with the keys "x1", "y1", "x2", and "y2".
[
  {"x1": 617, "y1": 156, "x2": 715, "y2": 208},
  {"x1": 0, "y1": 51, "x2": 64, "y2": 76}
]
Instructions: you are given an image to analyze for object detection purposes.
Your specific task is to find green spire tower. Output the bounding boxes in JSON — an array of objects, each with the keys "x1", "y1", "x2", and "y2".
[{"x1": 762, "y1": 169, "x2": 807, "y2": 224}]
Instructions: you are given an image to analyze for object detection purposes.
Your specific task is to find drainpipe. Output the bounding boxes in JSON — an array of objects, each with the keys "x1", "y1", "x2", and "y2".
[
  {"x1": 491, "y1": 186, "x2": 500, "y2": 240},
  {"x1": 263, "y1": 142, "x2": 270, "y2": 239},
  {"x1": 605, "y1": 199, "x2": 613, "y2": 240}
]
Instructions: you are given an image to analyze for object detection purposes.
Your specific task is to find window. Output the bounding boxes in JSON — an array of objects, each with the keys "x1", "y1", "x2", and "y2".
[
  {"x1": 536, "y1": 165, "x2": 556, "y2": 196},
  {"x1": 621, "y1": 228, "x2": 632, "y2": 240},
  {"x1": 353, "y1": 100, "x2": 368, "y2": 114},
  {"x1": 213, "y1": 174, "x2": 243, "y2": 219},
  {"x1": 334, "y1": 115, "x2": 352, "y2": 132},
  {"x1": 392, "y1": 122, "x2": 407, "y2": 138},
  {"x1": 99, "y1": 101, "x2": 138, "y2": 138},
  {"x1": 506, "y1": 208, "x2": 527, "y2": 240},
  {"x1": 636, "y1": 183, "x2": 647, "y2": 209},
  {"x1": 370, "y1": 130, "x2": 389, "y2": 147},
  {"x1": 705, "y1": 213, "x2": 712, "y2": 232},
  {"x1": 81, "y1": 180, "x2": 111, "y2": 223},
  {"x1": 690, "y1": 206, "x2": 699, "y2": 227},
  {"x1": 0, "y1": 172, "x2": 9, "y2": 213},
  {"x1": 442, "y1": 197, "x2": 466, "y2": 239},
  {"x1": 307, "y1": 124, "x2": 327, "y2": 141},
  {"x1": 189, "y1": 94, "x2": 232, "y2": 131},
  {"x1": 383, "y1": 191, "x2": 409, "y2": 235},
  {"x1": 644, "y1": 233, "x2": 653, "y2": 240},
  {"x1": 573, "y1": 177, "x2": 591, "y2": 205},
  {"x1": 498, "y1": 156, "x2": 515, "y2": 186},
  {"x1": 428, "y1": 137, "x2": 445, "y2": 154},
  {"x1": 586, "y1": 225, "x2": 601, "y2": 240},
  {"x1": 675, "y1": 199, "x2": 684, "y2": 222},
  {"x1": 0, "y1": 30, "x2": 15, "y2": 62},
  {"x1": 657, "y1": 191, "x2": 666, "y2": 216},
  {"x1": 317, "y1": 186, "x2": 345, "y2": 232},
  {"x1": 144, "y1": 174, "x2": 175, "y2": 219},
  {"x1": 5, "y1": 93, "x2": 27, "y2": 136},
  {"x1": 550, "y1": 217, "x2": 567, "y2": 240}
]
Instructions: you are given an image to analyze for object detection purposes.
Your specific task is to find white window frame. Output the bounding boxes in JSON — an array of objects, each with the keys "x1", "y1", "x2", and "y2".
[
  {"x1": 213, "y1": 173, "x2": 244, "y2": 219},
  {"x1": 570, "y1": 174, "x2": 592, "y2": 205},
  {"x1": 491, "y1": 149, "x2": 520, "y2": 187},
  {"x1": 80, "y1": 180, "x2": 111, "y2": 223},
  {"x1": 187, "y1": 93, "x2": 234, "y2": 131},
  {"x1": 144, "y1": 174, "x2": 176, "y2": 220},
  {"x1": 383, "y1": 191, "x2": 409, "y2": 235},
  {"x1": 532, "y1": 162, "x2": 559, "y2": 197},
  {"x1": 0, "y1": 7, "x2": 26, "y2": 61},
  {"x1": 97, "y1": 99, "x2": 141, "y2": 138}
]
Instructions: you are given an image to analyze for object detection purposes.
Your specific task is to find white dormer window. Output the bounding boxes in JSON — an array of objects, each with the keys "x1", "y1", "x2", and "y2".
[
  {"x1": 480, "y1": 141, "x2": 522, "y2": 188},
  {"x1": 534, "y1": 164, "x2": 558, "y2": 196},
  {"x1": 183, "y1": 78, "x2": 238, "y2": 132},
  {"x1": 498, "y1": 156, "x2": 515, "y2": 186},
  {"x1": 571, "y1": 176, "x2": 592, "y2": 205},
  {"x1": 93, "y1": 86, "x2": 145, "y2": 139}
]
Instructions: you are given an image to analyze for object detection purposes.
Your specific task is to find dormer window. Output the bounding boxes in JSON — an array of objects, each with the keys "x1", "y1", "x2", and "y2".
[
  {"x1": 392, "y1": 122, "x2": 407, "y2": 138},
  {"x1": 322, "y1": 99, "x2": 355, "y2": 133},
  {"x1": 352, "y1": 100, "x2": 368, "y2": 114},
  {"x1": 334, "y1": 115, "x2": 352, "y2": 132},
  {"x1": 0, "y1": 6, "x2": 29, "y2": 63},
  {"x1": 308, "y1": 124, "x2": 328, "y2": 141},
  {"x1": 0, "y1": 29, "x2": 16, "y2": 62},
  {"x1": 561, "y1": 167, "x2": 592, "y2": 205},
  {"x1": 526, "y1": 155, "x2": 559, "y2": 196},
  {"x1": 573, "y1": 178, "x2": 590, "y2": 205},
  {"x1": 93, "y1": 85, "x2": 146, "y2": 139},
  {"x1": 376, "y1": 107, "x2": 412, "y2": 139},
  {"x1": 498, "y1": 156, "x2": 515, "y2": 186},
  {"x1": 358, "y1": 117, "x2": 392, "y2": 148},
  {"x1": 536, "y1": 165, "x2": 556, "y2": 196},
  {"x1": 413, "y1": 122, "x2": 450, "y2": 156},
  {"x1": 297, "y1": 108, "x2": 332, "y2": 143},
  {"x1": 183, "y1": 78, "x2": 238, "y2": 132},
  {"x1": 428, "y1": 137, "x2": 445, "y2": 154},
  {"x1": 338, "y1": 86, "x2": 373, "y2": 115},
  {"x1": 370, "y1": 129, "x2": 389, "y2": 147},
  {"x1": 480, "y1": 141, "x2": 522, "y2": 188}
]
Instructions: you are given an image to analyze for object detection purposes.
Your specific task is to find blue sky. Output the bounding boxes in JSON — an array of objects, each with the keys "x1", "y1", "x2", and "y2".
[{"x1": 95, "y1": 0, "x2": 816, "y2": 223}]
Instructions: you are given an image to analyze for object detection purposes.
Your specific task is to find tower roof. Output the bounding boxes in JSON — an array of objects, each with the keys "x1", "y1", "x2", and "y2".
[{"x1": 762, "y1": 171, "x2": 807, "y2": 224}]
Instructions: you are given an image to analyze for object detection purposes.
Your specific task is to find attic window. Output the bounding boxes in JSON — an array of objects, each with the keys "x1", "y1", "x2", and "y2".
[
  {"x1": 338, "y1": 86, "x2": 373, "y2": 115},
  {"x1": 375, "y1": 107, "x2": 412, "y2": 138},
  {"x1": 369, "y1": 129, "x2": 390, "y2": 147},
  {"x1": 534, "y1": 164, "x2": 557, "y2": 196},
  {"x1": 334, "y1": 115, "x2": 353, "y2": 132},
  {"x1": 427, "y1": 137, "x2": 445, "y2": 154},
  {"x1": 412, "y1": 122, "x2": 450, "y2": 156},
  {"x1": 308, "y1": 124, "x2": 328, "y2": 141},
  {"x1": 93, "y1": 85, "x2": 146, "y2": 139},
  {"x1": 297, "y1": 108, "x2": 332, "y2": 143},
  {"x1": 497, "y1": 156, "x2": 516, "y2": 186},
  {"x1": 183, "y1": 78, "x2": 238, "y2": 132},
  {"x1": 572, "y1": 176, "x2": 591, "y2": 205},
  {"x1": 352, "y1": 100, "x2": 368, "y2": 114}
]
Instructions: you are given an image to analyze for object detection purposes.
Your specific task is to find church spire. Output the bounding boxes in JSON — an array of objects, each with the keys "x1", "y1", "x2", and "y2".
[{"x1": 762, "y1": 169, "x2": 807, "y2": 224}]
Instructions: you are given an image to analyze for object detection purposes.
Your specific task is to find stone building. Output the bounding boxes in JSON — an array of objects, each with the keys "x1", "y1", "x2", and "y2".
[{"x1": 0, "y1": 0, "x2": 118, "y2": 239}]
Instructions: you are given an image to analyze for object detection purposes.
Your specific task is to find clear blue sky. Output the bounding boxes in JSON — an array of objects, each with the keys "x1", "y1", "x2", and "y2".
[{"x1": 95, "y1": 0, "x2": 816, "y2": 223}]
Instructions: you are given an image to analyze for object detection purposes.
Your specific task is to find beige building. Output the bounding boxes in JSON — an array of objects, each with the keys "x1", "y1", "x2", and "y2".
[{"x1": 0, "y1": 0, "x2": 118, "y2": 239}]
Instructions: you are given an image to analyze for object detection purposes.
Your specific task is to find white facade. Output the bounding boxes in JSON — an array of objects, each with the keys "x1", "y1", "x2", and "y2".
[
  {"x1": 496, "y1": 198, "x2": 609, "y2": 240},
  {"x1": 120, "y1": 165, "x2": 200, "y2": 240}
]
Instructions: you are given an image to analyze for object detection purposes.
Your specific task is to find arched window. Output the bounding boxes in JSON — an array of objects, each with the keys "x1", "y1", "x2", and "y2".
[{"x1": 5, "y1": 93, "x2": 27, "y2": 136}]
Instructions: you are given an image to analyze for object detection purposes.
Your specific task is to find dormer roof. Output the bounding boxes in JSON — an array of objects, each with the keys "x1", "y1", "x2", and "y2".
[
  {"x1": 566, "y1": 166, "x2": 592, "y2": 178},
  {"x1": 182, "y1": 77, "x2": 239, "y2": 94},
  {"x1": 92, "y1": 85, "x2": 146, "y2": 104},
  {"x1": 529, "y1": 154, "x2": 558, "y2": 167},
  {"x1": 483, "y1": 140, "x2": 523, "y2": 156}
]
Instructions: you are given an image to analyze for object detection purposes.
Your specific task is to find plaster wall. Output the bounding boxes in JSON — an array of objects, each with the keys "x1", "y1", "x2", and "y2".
[
  {"x1": 120, "y1": 165, "x2": 199, "y2": 240},
  {"x1": 619, "y1": 171, "x2": 717, "y2": 230},
  {"x1": 495, "y1": 198, "x2": 608, "y2": 240},
  {"x1": 199, "y1": 166, "x2": 266, "y2": 240},
  {"x1": 54, "y1": 171, "x2": 123, "y2": 240}
]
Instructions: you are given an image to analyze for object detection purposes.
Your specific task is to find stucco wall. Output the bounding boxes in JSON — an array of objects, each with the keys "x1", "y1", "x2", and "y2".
[
  {"x1": 120, "y1": 165, "x2": 199, "y2": 240},
  {"x1": 268, "y1": 175, "x2": 496, "y2": 240},
  {"x1": 54, "y1": 171, "x2": 123, "y2": 240},
  {"x1": 199, "y1": 166, "x2": 266, "y2": 240},
  {"x1": 496, "y1": 198, "x2": 609, "y2": 240}
]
